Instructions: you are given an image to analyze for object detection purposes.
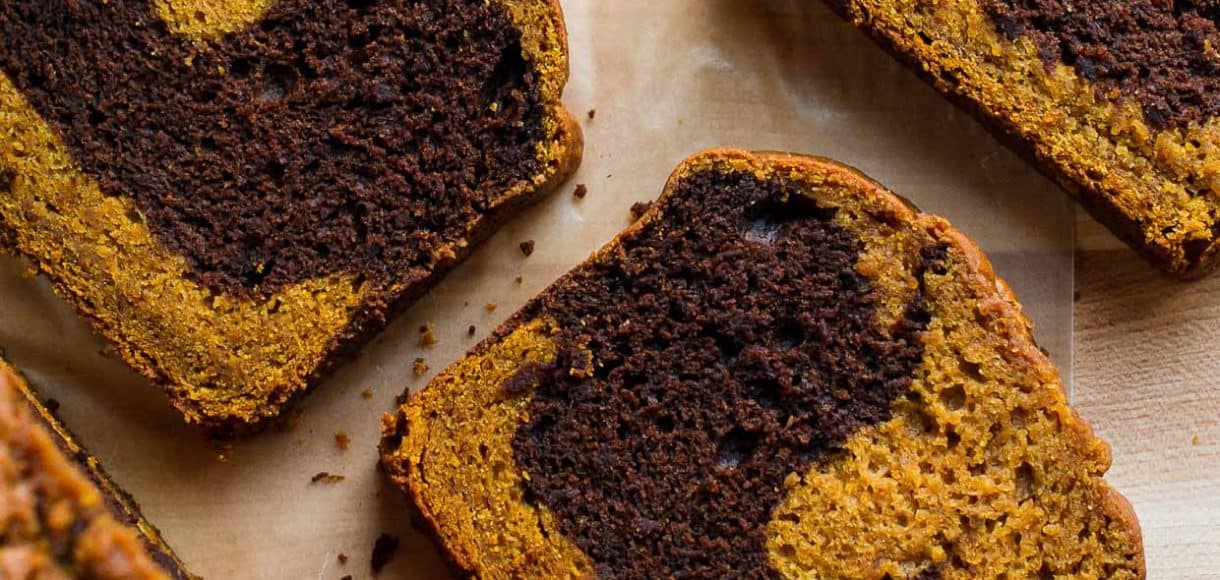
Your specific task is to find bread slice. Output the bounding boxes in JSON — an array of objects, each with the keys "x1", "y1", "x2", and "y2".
[
  {"x1": 825, "y1": 0, "x2": 1220, "y2": 278},
  {"x1": 381, "y1": 150, "x2": 1144, "y2": 579},
  {"x1": 0, "y1": 0, "x2": 582, "y2": 436},
  {"x1": 0, "y1": 359, "x2": 194, "y2": 579}
]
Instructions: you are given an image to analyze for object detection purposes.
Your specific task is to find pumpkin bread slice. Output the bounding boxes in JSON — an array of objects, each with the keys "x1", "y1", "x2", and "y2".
[
  {"x1": 826, "y1": 0, "x2": 1220, "y2": 278},
  {"x1": 0, "y1": 359, "x2": 194, "y2": 579},
  {"x1": 381, "y1": 150, "x2": 1144, "y2": 579},
  {"x1": 0, "y1": 0, "x2": 581, "y2": 436}
]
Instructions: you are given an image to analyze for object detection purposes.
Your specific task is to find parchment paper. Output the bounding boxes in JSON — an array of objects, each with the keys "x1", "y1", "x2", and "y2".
[{"x1": 0, "y1": 1, "x2": 1074, "y2": 578}]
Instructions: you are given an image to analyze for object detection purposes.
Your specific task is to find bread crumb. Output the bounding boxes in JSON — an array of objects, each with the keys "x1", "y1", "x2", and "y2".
[
  {"x1": 587, "y1": 108, "x2": 596, "y2": 120},
  {"x1": 574, "y1": 183, "x2": 588, "y2": 199},
  {"x1": 361, "y1": 388, "x2": 374, "y2": 399},
  {"x1": 630, "y1": 201, "x2": 653, "y2": 221},
  {"x1": 515, "y1": 275, "x2": 524, "y2": 284},
  {"x1": 485, "y1": 302, "x2": 498, "y2": 312},
  {"x1": 371, "y1": 533, "x2": 400, "y2": 574},
  {"x1": 520, "y1": 240, "x2": 536, "y2": 256},
  {"x1": 413, "y1": 358, "x2": 429, "y2": 377},
  {"x1": 338, "y1": 553, "x2": 348, "y2": 564},
  {"x1": 334, "y1": 430, "x2": 351, "y2": 450},
  {"x1": 340, "y1": 576, "x2": 352, "y2": 580},
  {"x1": 418, "y1": 323, "x2": 438, "y2": 347},
  {"x1": 213, "y1": 443, "x2": 233, "y2": 463},
  {"x1": 310, "y1": 472, "x2": 345, "y2": 484},
  {"x1": 1193, "y1": 434, "x2": 1200, "y2": 445},
  {"x1": 468, "y1": 324, "x2": 477, "y2": 336}
]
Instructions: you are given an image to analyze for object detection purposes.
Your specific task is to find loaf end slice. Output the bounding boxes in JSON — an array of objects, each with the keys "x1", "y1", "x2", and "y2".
[
  {"x1": 381, "y1": 149, "x2": 1144, "y2": 578},
  {"x1": 0, "y1": 359, "x2": 195, "y2": 579},
  {"x1": 0, "y1": 0, "x2": 582, "y2": 436},
  {"x1": 825, "y1": 0, "x2": 1220, "y2": 278}
]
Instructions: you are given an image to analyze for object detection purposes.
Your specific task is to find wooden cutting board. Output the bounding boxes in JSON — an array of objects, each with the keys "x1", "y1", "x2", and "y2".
[{"x1": 1074, "y1": 211, "x2": 1220, "y2": 578}]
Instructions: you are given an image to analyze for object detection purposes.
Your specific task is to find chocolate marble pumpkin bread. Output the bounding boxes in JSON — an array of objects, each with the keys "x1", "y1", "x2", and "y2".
[
  {"x1": 0, "y1": 0, "x2": 581, "y2": 435},
  {"x1": 0, "y1": 359, "x2": 194, "y2": 579},
  {"x1": 826, "y1": 0, "x2": 1220, "y2": 278},
  {"x1": 380, "y1": 150, "x2": 1144, "y2": 578}
]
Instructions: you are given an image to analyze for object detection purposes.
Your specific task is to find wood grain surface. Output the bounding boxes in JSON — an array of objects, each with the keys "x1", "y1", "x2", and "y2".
[{"x1": 1074, "y1": 210, "x2": 1220, "y2": 579}]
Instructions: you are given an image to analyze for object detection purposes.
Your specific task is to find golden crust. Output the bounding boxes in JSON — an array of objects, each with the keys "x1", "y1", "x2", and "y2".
[
  {"x1": 381, "y1": 149, "x2": 1144, "y2": 579},
  {"x1": 0, "y1": 0, "x2": 583, "y2": 435}
]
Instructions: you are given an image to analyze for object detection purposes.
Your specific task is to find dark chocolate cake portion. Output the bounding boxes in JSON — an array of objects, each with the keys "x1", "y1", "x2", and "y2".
[
  {"x1": 509, "y1": 169, "x2": 940, "y2": 578},
  {"x1": 980, "y1": 0, "x2": 1220, "y2": 129},
  {"x1": 0, "y1": 0, "x2": 545, "y2": 296}
]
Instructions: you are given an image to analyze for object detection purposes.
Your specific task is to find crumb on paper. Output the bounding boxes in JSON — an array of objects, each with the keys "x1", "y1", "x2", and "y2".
[
  {"x1": 338, "y1": 553, "x2": 348, "y2": 564},
  {"x1": 361, "y1": 388, "x2": 374, "y2": 399},
  {"x1": 213, "y1": 443, "x2": 233, "y2": 463},
  {"x1": 630, "y1": 201, "x2": 653, "y2": 221},
  {"x1": 371, "y1": 533, "x2": 400, "y2": 574},
  {"x1": 1193, "y1": 434, "x2": 1200, "y2": 445},
  {"x1": 334, "y1": 430, "x2": 351, "y2": 450},
  {"x1": 515, "y1": 275, "x2": 523, "y2": 284},
  {"x1": 520, "y1": 240, "x2": 536, "y2": 257},
  {"x1": 485, "y1": 302, "x2": 498, "y2": 312},
  {"x1": 418, "y1": 323, "x2": 438, "y2": 347},
  {"x1": 574, "y1": 183, "x2": 588, "y2": 199},
  {"x1": 468, "y1": 324, "x2": 477, "y2": 336},
  {"x1": 413, "y1": 357, "x2": 429, "y2": 377},
  {"x1": 340, "y1": 576, "x2": 352, "y2": 580},
  {"x1": 311, "y1": 472, "x2": 346, "y2": 484},
  {"x1": 587, "y1": 108, "x2": 596, "y2": 120}
]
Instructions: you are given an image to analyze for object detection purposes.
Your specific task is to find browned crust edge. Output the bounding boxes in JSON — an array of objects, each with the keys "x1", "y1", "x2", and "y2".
[
  {"x1": 1, "y1": 0, "x2": 583, "y2": 438},
  {"x1": 0, "y1": 359, "x2": 198, "y2": 580},
  {"x1": 820, "y1": 0, "x2": 1216, "y2": 280},
  {"x1": 381, "y1": 148, "x2": 1145, "y2": 579},
  {"x1": 377, "y1": 408, "x2": 477, "y2": 578}
]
